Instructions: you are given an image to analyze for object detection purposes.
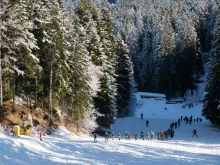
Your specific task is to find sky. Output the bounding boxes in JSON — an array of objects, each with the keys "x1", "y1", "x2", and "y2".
[{"x1": 1, "y1": 93, "x2": 220, "y2": 165}]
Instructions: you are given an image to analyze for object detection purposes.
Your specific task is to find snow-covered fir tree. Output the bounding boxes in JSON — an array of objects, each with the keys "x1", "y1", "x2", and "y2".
[
  {"x1": 203, "y1": 13, "x2": 220, "y2": 127},
  {"x1": 115, "y1": 33, "x2": 133, "y2": 117},
  {"x1": 0, "y1": 0, "x2": 39, "y2": 106}
]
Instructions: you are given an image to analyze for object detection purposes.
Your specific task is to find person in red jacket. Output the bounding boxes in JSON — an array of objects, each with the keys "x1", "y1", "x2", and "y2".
[{"x1": 39, "y1": 131, "x2": 43, "y2": 141}]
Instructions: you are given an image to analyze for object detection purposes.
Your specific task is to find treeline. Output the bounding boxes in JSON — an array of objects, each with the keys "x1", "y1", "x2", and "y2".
[
  {"x1": 107, "y1": 0, "x2": 219, "y2": 127},
  {"x1": 202, "y1": 1, "x2": 220, "y2": 127},
  {"x1": 108, "y1": 0, "x2": 207, "y2": 98}
]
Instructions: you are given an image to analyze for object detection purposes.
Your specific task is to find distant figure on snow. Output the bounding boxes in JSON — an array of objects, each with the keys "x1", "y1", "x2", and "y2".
[
  {"x1": 118, "y1": 131, "x2": 121, "y2": 140},
  {"x1": 192, "y1": 129, "x2": 198, "y2": 137},
  {"x1": 93, "y1": 132, "x2": 97, "y2": 142},
  {"x1": 105, "y1": 132, "x2": 108, "y2": 142},
  {"x1": 150, "y1": 131, "x2": 154, "y2": 140},
  {"x1": 127, "y1": 132, "x2": 130, "y2": 140},
  {"x1": 146, "y1": 120, "x2": 149, "y2": 127},
  {"x1": 133, "y1": 133, "x2": 138, "y2": 140},
  {"x1": 146, "y1": 132, "x2": 150, "y2": 140},
  {"x1": 141, "y1": 131, "x2": 144, "y2": 140},
  {"x1": 141, "y1": 113, "x2": 143, "y2": 120},
  {"x1": 39, "y1": 131, "x2": 43, "y2": 141}
]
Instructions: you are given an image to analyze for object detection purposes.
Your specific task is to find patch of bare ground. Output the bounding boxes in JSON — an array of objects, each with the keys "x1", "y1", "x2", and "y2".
[{"x1": 0, "y1": 101, "x2": 78, "y2": 135}]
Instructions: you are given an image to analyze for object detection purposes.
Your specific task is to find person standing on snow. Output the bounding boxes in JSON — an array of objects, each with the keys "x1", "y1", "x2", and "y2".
[
  {"x1": 39, "y1": 131, "x2": 43, "y2": 141},
  {"x1": 133, "y1": 133, "x2": 138, "y2": 140},
  {"x1": 125, "y1": 131, "x2": 128, "y2": 140},
  {"x1": 150, "y1": 131, "x2": 154, "y2": 140},
  {"x1": 141, "y1": 113, "x2": 143, "y2": 120},
  {"x1": 118, "y1": 131, "x2": 121, "y2": 140},
  {"x1": 192, "y1": 129, "x2": 198, "y2": 137},
  {"x1": 105, "y1": 132, "x2": 108, "y2": 142},
  {"x1": 146, "y1": 120, "x2": 149, "y2": 127},
  {"x1": 146, "y1": 132, "x2": 150, "y2": 140},
  {"x1": 141, "y1": 131, "x2": 144, "y2": 140},
  {"x1": 93, "y1": 132, "x2": 97, "y2": 142},
  {"x1": 127, "y1": 132, "x2": 130, "y2": 140}
]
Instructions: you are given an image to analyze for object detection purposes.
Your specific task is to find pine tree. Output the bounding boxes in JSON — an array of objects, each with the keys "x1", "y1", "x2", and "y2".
[
  {"x1": 32, "y1": 0, "x2": 71, "y2": 114},
  {"x1": 94, "y1": 7, "x2": 117, "y2": 129},
  {"x1": 115, "y1": 33, "x2": 132, "y2": 117},
  {"x1": 202, "y1": 15, "x2": 220, "y2": 127},
  {"x1": 0, "y1": 0, "x2": 38, "y2": 107},
  {"x1": 67, "y1": 15, "x2": 92, "y2": 121}
]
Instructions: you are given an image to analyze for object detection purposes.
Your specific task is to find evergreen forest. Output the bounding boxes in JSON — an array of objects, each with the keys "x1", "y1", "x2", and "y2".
[{"x1": 0, "y1": 0, "x2": 219, "y2": 131}]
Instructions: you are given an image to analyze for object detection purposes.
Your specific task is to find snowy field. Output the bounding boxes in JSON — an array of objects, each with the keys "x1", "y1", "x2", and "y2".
[{"x1": 0, "y1": 98, "x2": 220, "y2": 165}]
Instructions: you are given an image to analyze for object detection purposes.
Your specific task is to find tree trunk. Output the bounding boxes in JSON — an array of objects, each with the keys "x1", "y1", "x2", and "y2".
[
  {"x1": 35, "y1": 78, "x2": 37, "y2": 106},
  {"x1": 13, "y1": 73, "x2": 15, "y2": 109},
  {"x1": 49, "y1": 63, "x2": 53, "y2": 115},
  {"x1": 26, "y1": 79, "x2": 29, "y2": 107}
]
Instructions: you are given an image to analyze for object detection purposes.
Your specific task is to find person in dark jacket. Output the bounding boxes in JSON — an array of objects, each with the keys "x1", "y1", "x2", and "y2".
[
  {"x1": 146, "y1": 120, "x2": 149, "y2": 127},
  {"x1": 94, "y1": 132, "x2": 97, "y2": 142},
  {"x1": 192, "y1": 129, "x2": 198, "y2": 137}
]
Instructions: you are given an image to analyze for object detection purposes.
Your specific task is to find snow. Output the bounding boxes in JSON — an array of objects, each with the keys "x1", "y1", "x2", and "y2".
[{"x1": 1, "y1": 95, "x2": 220, "y2": 165}]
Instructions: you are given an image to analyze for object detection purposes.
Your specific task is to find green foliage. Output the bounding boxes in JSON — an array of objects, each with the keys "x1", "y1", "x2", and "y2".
[
  {"x1": 4, "y1": 90, "x2": 13, "y2": 101},
  {"x1": 33, "y1": 102, "x2": 41, "y2": 109},
  {"x1": 115, "y1": 34, "x2": 132, "y2": 117}
]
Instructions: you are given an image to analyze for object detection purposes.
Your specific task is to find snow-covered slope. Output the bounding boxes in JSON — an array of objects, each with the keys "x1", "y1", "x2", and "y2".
[{"x1": 1, "y1": 98, "x2": 220, "y2": 165}]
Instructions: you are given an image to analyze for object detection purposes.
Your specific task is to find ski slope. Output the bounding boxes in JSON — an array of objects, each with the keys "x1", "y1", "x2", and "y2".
[{"x1": 0, "y1": 98, "x2": 220, "y2": 165}]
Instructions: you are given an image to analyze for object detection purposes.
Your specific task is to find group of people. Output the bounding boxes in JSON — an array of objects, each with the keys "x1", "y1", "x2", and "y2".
[
  {"x1": 92, "y1": 113, "x2": 201, "y2": 142},
  {"x1": 93, "y1": 130, "x2": 155, "y2": 142},
  {"x1": 172, "y1": 115, "x2": 199, "y2": 137}
]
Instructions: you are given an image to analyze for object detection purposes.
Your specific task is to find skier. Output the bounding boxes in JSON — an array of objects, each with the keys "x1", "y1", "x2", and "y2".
[
  {"x1": 118, "y1": 131, "x2": 121, "y2": 140},
  {"x1": 125, "y1": 131, "x2": 128, "y2": 140},
  {"x1": 164, "y1": 131, "x2": 169, "y2": 141},
  {"x1": 127, "y1": 132, "x2": 130, "y2": 140},
  {"x1": 141, "y1": 131, "x2": 144, "y2": 140},
  {"x1": 192, "y1": 129, "x2": 198, "y2": 137},
  {"x1": 39, "y1": 131, "x2": 43, "y2": 141},
  {"x1": 146, "y1": 132, "x2": 150, "y2": 140},
  {"x1": 174, "y1": 122, "x2": 177, "y2": 129},
  {"x1": 150, "y1": 131, "x2": 154, "y2": 140},
  {"x1": 134, "y1": 133, "x2": 138, "y2": 140},
  {"x1": 93, "y1": 132, "x2": 97, "y2": 142},
  {"x1": 105, "y1": 132, "x2": 108, "y2": 142},
  {"x1": 146, "y1": 120, "x2": 149, "y2": 127},
  {"x1": 141, "y1": 113, "x2": 143, "y2": 120}
]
